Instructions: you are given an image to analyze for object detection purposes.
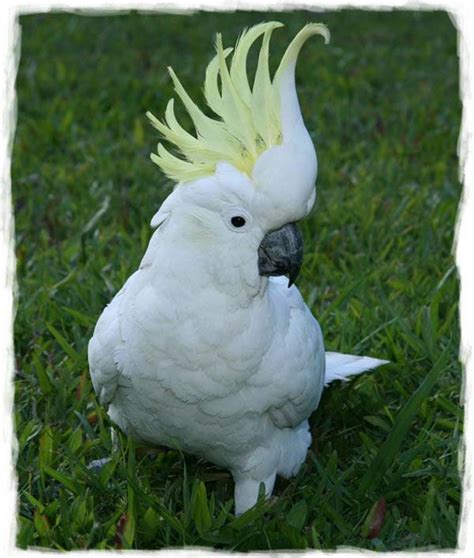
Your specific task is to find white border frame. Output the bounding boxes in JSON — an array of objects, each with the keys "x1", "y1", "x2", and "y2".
[{"x1": 1, "y1": 1, "x2": 472, "y2": 556}]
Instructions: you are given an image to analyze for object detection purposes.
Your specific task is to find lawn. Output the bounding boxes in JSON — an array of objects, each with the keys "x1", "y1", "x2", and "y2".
[{"x1": 12, "y1": 9, "x2": 462, "y2": 551}]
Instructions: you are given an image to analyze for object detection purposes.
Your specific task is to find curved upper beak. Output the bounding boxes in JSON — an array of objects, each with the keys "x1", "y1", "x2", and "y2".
[{"x1": 257, "y1": 223, "x2": 303, "y2": 287}]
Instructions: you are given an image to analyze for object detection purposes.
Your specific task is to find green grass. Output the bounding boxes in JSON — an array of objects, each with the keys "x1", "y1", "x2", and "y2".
[{"x1": 13, "y1": 9, "x2": 462, "y2": 550}]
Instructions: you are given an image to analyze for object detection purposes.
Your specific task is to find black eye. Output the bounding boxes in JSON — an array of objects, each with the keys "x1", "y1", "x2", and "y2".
[{"x1": 231, "y1": 216, "x2": 246, "y2": 228}]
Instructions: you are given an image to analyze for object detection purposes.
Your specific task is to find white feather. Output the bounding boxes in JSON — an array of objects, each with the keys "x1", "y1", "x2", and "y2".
[{"x1": 325, "y1": 351, "x2": 389, "y2": 385}]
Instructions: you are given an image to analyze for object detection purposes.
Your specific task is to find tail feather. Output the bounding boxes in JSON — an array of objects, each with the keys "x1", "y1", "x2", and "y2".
[{"x1": 325, "y1": 351, "x2": 389, "y2": 386}]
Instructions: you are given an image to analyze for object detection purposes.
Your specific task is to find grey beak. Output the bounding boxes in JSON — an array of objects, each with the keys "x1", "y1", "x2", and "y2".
[{"x1": 257, "y1": 223, "x2": 303, "y2": 287}]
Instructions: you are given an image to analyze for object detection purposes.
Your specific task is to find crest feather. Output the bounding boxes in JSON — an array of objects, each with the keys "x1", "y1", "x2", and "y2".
[
  {"x1": 204, "y1": 47, "x2": 233, "y2": 115},
  {"x1": 273, "y1": 23, "x2": 330, "y2": 103},
  {"x1": 215, "y1": 33, "x2": 258, "y2": 158},
  {"x1": 251, "y1": 23, "x2": 283, "y2": 147},
  {"x1": 230, "y1": 22, "x2": 280, "y2": 107},
  {"x1": 148, "y1": 21, "x2": 330, "y2": 183}
]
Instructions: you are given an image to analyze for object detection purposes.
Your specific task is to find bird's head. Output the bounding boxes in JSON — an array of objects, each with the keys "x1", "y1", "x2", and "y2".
[{"x1": 147, "y1": 22, "x2": 329, "y2": 287}]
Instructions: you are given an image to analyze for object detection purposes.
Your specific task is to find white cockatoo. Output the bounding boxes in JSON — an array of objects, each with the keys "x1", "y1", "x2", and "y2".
[{"x1": 88, "y1": 22, "x2": 388, "y2": 515}]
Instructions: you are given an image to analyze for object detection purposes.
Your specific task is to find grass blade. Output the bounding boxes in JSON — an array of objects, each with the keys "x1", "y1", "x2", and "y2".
[{"x1": 359, "y1": 348, "x2": 451, "y2": 494}]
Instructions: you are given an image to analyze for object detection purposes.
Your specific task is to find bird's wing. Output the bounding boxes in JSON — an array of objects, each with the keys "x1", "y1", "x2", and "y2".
[
  {"x1": 256, "y1": 277, "x2": 326, "y2": 429},
  {"x1": 88, "y1": 287, "x2": 128, "y2": 406}
]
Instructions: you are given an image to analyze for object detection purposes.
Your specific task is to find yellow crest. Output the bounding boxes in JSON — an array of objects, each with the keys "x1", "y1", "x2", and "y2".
[{"x1": 147, "y1": 22, "x2": 330, "y2": 183}]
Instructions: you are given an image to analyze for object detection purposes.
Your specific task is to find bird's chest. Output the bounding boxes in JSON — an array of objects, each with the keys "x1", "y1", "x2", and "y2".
[{"x1": 120, "y1": 276, "x2": 274, "y2": 400}]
